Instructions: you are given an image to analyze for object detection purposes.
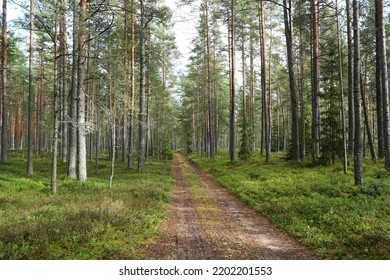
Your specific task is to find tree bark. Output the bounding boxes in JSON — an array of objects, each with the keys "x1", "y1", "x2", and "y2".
[
  {"x1": 374, "y1": 0, "x2": 384, "y2": 158},
  {"x1": 311, "y1": 0, "x2": 320, "y2": 162},
  {"x1": 51, "y1": 19, "x2": 59, "y2": 194},
  {"x1": 138, "y1": 0, "x2": 146, "y2": 172},
  {"x1": 353, "y1": 0, "x2": 363, "y2": 186},
  {"x1": 205, "y1": 0, "x2": 214, "y2": 159},
  {"x1": 336, "y1": 0, "x2": 348, "y2": 173},
  {"x1": 375, "y1": 0, "x2": 390, "y2": 169},
  {"x1": 284, "y1": 0, "x2": 299, "y2": 161},
  {"x1": 122, "y1": 0, "x2": 129, "y2": 163},
  {"x1": 361, "y1": 74, "x2": 377, "y2": 160},
  {"x1": 77, "y1": 0, "x2": 88, "y2": 182},
  {"x1": 128, "y1": 0, "x2": 135, "y2": 169},
  {"x1": 346, "y1": 0, "x2": 354, "y2": 155},
  {"x1": 68, "y1": 0, "x2": 78, "y2": 178},
  {"x1": 229, "y1": 0, "x2": 236, "y2": 161},
  {"x1": 109, "y1": 69, "x2": 115, "y2": 188},
  {"x1": 259, "y1": 0, "x2": 270, "y2": 162},
  {"x1": 27, "y1": 0, "x2": 34, "y2": 174},
  {"x1": 1, "y1": 0, "x2": 8, "y2": 162},
  {"x1": 60, "y1": 0, "x2": 68, "y2": 163},
  {"x1": 298, "y1": 0, "x2": 305, "y2": 161}
]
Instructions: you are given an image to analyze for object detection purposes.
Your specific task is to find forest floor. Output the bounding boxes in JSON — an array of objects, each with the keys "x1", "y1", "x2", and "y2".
[{"x1": 145, "y1": 153, "x2": 317, "y2": 260}]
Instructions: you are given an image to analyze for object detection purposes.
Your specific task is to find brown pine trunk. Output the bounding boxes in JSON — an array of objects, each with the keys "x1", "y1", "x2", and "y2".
[
  {"x1": 284, "y1": 0, "x2": 299, "y2": 160},
  {"x1": 374, "y1": 0, "x2": 384, "y2": 158},
  {"x1": 259, "y1": 0, "x2": 270, "y2": 162},
  {"x1": 60, "y1": 0, "x2": 68, "y2": 163},
  {"x1": 122, "y1": 0, "x2": 129, "y2": 163},
  {"x1": 27, "y1": 0, "x2": 34, "y2": 174},
  {"x1": 336, "y1": 0, "x2": 348, "y2": 173},
  {"x1": 51, "y1": 19, "x2": 59, "y2": 194},
  {"x1": 376, "y1": 0, "x2": 390, "y2": 169},
  {"x1": 1, "y1": 0, "x2": 8, "y2": 162},
  {"x1": 128, "y1": 0, "x2": 135, "y2": 169},
  {"x1": 346, "y1": 0, "x2": 354, "y2": 155},
  {"x1": 249, "y1": 31, "x2": 255, "y2": 153},
  {"x1": 353, "y1": 0, "x2": 363, "y2": 186},
  {"x1": 138, "y1": 0, "x2": 146, "y2": 172},
  {"x1": 361, "y1": 55, "x2": 377, "y2": 161},
  {"x1": 311, "y1": 0, "x2": 320, "y2": 161},
  {"x1": 298, "y1": 1, "x2": 305, "y2": 161},
  {"x1": 229, "y1": 0, "x2": 236, "y2": 161},
  {"x1": 38, "y1": 42, "x2": 44, "y2": 155}
]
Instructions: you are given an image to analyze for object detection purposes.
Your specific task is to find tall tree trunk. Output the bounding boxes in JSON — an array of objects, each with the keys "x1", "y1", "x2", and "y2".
[
  {"x1": 205, "y1": 0, "x2": 214, "y2": 159},
  {"x1": 361, "y1": 75, "x2": 376, "y2": 160},
  {"x1": 374, "y1": 0, "x2": 384, "y2": 158},
  {"x1": 77, "y1": 0, "x2": 88, "y2": 182},
  {"x1": 284, "y1": 0, "x2": 299, "y2": 160},
  {"x1": 138, "y1": 0, "x2": 146, "y2": 172},
  {"x1": 68, "y1": 0, "x2": 78, "y2": 178},
  {"x1": 336, "y1": 0, "x2": 348, "y2": 173},
  {"x1": 38, "y1": 42, "x2": 44, "y2": 155},
  {"x1": 311, "y1": 0, "x2": 320, "y2": 161},
  {"x1": 249, "y1": 30, "x2": 255, "y2": 153},
  {"x1": 346, "y1": 0, "x2": 354, "y2": 155},
  {"x1": 267, "y1": 9, "x2": 273, "y2": 154},
  {"x1": 122, "y1": 0, "x2": 129, "y2": 163},
  {"x1": 60, "y1": 0, "x2": 68, "y2": 163},
  {"x1": 353, "y1": 0, "x2": 363, "y2": 186},
  {"x1": 51, "y1": 19, "x2": 59, "y2": 194},
  {"x1": 27, "y1": 0, "x2": 34, "y2": 174},
  {"x1": 229, "y1": 0, "x2": 236, "y2": 161},
  {"x1": 109, "y1": 70, "x2": 115, "y2": 188},
  {"x1": 1, "y1": 0, "x2": 7, "y2": 162},
  {"x1": 128, "y1": 0, "x2": 135, "y2": 169},
  {"x1": 259, "y1": 0, "x2": 270, "y2": 162},
  {"x1": 376, "y1": 0, "x2": 390, "y2": 169},
  {"x1": 298, "y1": 0, "x2": 305, "y2": 161}
]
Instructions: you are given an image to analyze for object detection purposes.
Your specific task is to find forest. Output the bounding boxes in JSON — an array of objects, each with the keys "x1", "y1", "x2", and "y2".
[{"x1": 0, "y1": 0, "x2": 389, "y2": 260}]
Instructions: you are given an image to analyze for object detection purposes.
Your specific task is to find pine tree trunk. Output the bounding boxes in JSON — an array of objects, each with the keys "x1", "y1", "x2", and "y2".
[
  {"x1": 284, "y1": 0, "x2": 299, "y2": 160},
  {"x1": 122, "y1": 0, "x2": 129, "y2": 163},
  {"x1": 68, "y1": 0, "x2": 78, "y2": 178},
  {"x1": 376, "y1": 0, "x2": 390, "y2": 169},
  {"x1": 205, "y1": 0, "x2": 214, "y2": 159},
  {"x1": 249, "y1": 31, "x2": 255, "y2": 153},
  {"x1": 109, "y1": 69, "x2": 115, "y2": 188},
  {"x1": 138, "y1": 0, "x2": 146, "y2": 172},
  {"x1": 60, "y1": 0, "x2": 68, "y2": 163},
  {"x1": 1, "y1": 0, "x2": 8, "y2": 162},
  {"x1": 353, "y1": 0, "x2": 363, "y2": 186},
  {"x1": 38, "y1": 43, "x2": 44, "y2": 155},
  {"x1": 77, "y1": 0, "x2": 88, "y2": 182},
  {"x1": 346, "y1": 0, "x2": 354, "y2": 155},
  {"x1": 229, "y1": 0, "x2": 236, "y2": 161},
  {"x1": 311, "y1": 0, "x2": 320, "y2": 162},
  {"x1": 374, "y1": 0, "x2": 384, "y2": 158},
  {"x1": 51, "y1": 19, "x2": 59, "y2": 194},
  {"x1": 336, "y1": 0, "x2": 348, "y2": 173},
  {"x1": 259, "y1": 0, "x2": 270, "y2": 162},
  {"x1": 27, "y1": 0, "x2": 34, "y2": 174},
  {"x1": 298, "y1": 0, "x2": 305, "y2": 161},
  {"x1": 128, "y1": 0, "x2": 135, "y2": 169}
]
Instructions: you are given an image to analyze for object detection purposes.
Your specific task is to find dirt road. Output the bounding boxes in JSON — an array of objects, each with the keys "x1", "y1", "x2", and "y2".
[{"x1": 146, "y1": 153, "x2": 317, "y2": 260}]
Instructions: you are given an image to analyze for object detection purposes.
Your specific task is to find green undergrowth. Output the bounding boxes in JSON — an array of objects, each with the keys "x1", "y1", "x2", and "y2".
[
  {"x1": 0, "y1": 153, "x2": 173, "y2": 259},
  {"x1": 188, "y1": 151, "x2": 390, "y2": 259}
]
